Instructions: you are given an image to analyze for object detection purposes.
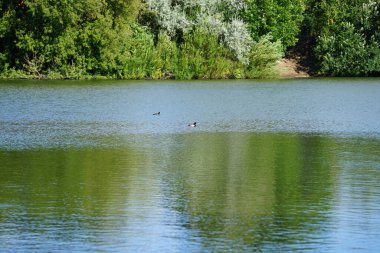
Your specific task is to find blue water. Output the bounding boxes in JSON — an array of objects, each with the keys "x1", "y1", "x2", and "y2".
[{"x1": 1, "y1": 78, "x2": 380, "y2": 252}]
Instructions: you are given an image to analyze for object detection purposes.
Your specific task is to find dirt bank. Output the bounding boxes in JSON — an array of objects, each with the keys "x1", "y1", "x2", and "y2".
[{"x1": 277, "y1": 58, "x2": 310, "y2": 78}]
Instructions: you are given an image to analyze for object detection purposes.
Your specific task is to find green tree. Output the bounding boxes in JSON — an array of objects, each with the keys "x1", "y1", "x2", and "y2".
[
  {"x1": 1, "y1": 0, "x2": 285, "y2": 79},
  {"x1": 243, "y1": 0, "x2": 306, "y2": 49},
  {"x1": 313, "y1": 0, "x2": 380, "y2": 76},
  {"x1": 0, "y1": 0, "x2": 144, "y2": 78}
]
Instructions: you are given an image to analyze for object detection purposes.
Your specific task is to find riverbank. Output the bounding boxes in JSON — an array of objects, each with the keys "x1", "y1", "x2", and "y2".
[
  {"x1": 0, "y1": 62, "x2": 310, "y2": 80},
  {"x1": 277, "y1": 58, "x2": 310, "y2": 78},
  {"x1": 1, "y1": 54, "x2": 310, "y2": 80}
]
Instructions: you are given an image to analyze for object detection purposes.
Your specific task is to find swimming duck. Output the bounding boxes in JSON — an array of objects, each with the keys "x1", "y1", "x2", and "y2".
[
  {"x1": 153, "y1": 112, "x2": 160, "y2": 115},
  {"x1": 188, "y1": 122, "x2": 196, "y2": 127}
]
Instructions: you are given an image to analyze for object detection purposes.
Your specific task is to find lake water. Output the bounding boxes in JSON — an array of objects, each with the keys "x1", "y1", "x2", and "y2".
[{"x1": 1, "y1": 79, "x2": 380, "y2": 252}]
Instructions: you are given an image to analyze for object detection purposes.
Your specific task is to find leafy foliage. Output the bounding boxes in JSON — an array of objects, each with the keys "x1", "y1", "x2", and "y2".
[
  {"x1": 243, "y1": 0, "x2": 306, "y2": 49},
  {"x1": 0, "y1": 0, "x2": 282, "y2": 79},
  {"x1": 0, "y1": 0, "x2": 143, "y2": 78},
  {"x1": 245, "y1": 35, "x2": 283, "y2": 78},
  {"x1": 1, "y1": 0, "x2": 377, "y2": 79},
  {"x1": 143, "y1": 0, "x2": 255, "y2": 64},
  {"x1": 175, "y1": 28, "x2": 238, "y2": 79},
  {"x1": 313, "y1": 0, "x2": 380, "y2": 76}
]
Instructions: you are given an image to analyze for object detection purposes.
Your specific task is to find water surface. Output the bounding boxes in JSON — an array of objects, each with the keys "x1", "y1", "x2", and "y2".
[{"x1": 1, "y1": 79, "x2": 380, "y2": 252}]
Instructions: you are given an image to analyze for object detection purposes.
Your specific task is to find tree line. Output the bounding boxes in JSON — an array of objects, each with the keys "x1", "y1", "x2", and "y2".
[{"x1": 0, "y1": 0, "x2": 379, "y2": 79}]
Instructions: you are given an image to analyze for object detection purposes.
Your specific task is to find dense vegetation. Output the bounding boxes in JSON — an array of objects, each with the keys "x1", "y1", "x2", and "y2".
[
  {"x1": 310, "y1": 0, "x2": 380, "y2": 76},
  {"x1": 0, "y1": 0, "x2": 379, "y2": 79}
]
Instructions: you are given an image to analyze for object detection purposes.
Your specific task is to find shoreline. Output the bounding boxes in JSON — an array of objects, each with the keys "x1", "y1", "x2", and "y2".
[
  {"x1": 0, "y1": 55, "x2": 312, "y2": 81},
  {"x1": 277, "y1": 58, "x2": 310, "y2": 79},
  {"x1": 3, "y1": 58, "x2": 380, "y2": 81}
]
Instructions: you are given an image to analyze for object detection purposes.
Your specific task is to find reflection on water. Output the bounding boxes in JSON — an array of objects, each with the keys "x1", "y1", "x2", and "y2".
[
  {"x1": 1, "y1": 133, "x2": 380, "y2": 252},
  {"x1": 1, "y1": 79, "x2": 380, "y2": 252}
]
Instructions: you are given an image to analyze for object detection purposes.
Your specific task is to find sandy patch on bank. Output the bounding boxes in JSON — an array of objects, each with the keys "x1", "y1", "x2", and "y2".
[{"x1": 277, "y1": 58, "x2": 309, "y2": 78}]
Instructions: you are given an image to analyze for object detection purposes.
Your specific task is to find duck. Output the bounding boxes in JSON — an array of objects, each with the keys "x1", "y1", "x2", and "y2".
[
  {"x1": 153, "y1": 112, "x2": 160, "y2": 115},
  {"x1": 188, "y1": 122, "x2": 196, "y2": 127}
]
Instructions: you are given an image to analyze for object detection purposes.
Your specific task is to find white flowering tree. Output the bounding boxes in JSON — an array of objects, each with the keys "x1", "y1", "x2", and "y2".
[{"x1": 143, "y1": 0, "x2": 253, "y2": 64}]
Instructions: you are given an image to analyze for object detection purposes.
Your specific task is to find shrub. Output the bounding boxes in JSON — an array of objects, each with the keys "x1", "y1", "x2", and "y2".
[
  {"x1": 314, "y1": 1, "x2": 380, "y2": 76},
  {"x1": 143, "y1": 0, "x2": 254, "y2": 65},
  {"x1": 175, "y1": 28, "x2": 237, "y2": 79},
  {"x1": 243, "y1": 0, "x2": 306, "y2": 49},
  {"x1": 245, "y1": 35, "x2": 283, "y2": 78}
]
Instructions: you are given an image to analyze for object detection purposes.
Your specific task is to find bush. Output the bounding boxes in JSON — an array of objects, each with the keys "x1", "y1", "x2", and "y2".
[
  {"x1": 243, "y1": 0, "x2": 306, "y2": 49},
  {"x1": 316, "y1": 23, "x2": 368, "y2": 76},
  {"x1": 0, "y1": 0, "x2": 285, "y2": 79},
  {"x1": 143, "y1": 0, "x2": 254, "y2": 65},
  {"x1": 175, "y1": 28, "x2": 237, "y2": 79},
  {"x1": 153, "y1": 32, "x2": 178, "y2": 79},
  {"x1": 245, "y1": 35, "x2": 283, "y2": 78},
  {"x1": 314, "y1": 1, "x2": 380, "y2": 76}
]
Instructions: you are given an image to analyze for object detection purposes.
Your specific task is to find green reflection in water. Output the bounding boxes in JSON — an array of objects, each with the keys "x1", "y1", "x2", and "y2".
[
  {"x1": 159, "y1": 133, "x2": 338, "y2": 251},
  {"x1": 2, "y1": 131, "x2": 377, "y2": 252},
  {"x1": 0, "y1": 147, "x2": 150, "y2": 250}
]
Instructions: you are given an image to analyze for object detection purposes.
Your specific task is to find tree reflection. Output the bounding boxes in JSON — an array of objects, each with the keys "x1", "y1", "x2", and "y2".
[
  {"x1": 161, "y1": 132, "x2": 338, "y2": 251},
  {"x1": 0, "y1": 146, "x2": 146, "y2": 244},
  {"x1": 1, "y1": 132, "x2": 369, "y2": 252}
]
